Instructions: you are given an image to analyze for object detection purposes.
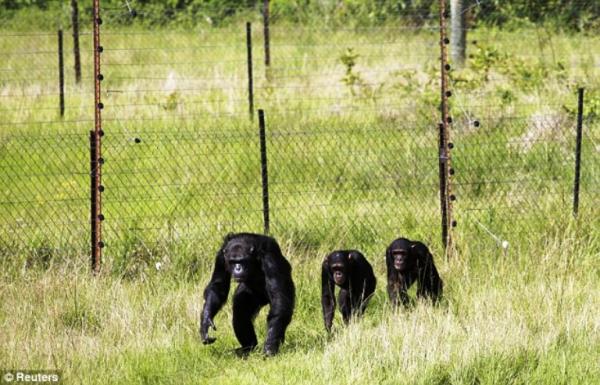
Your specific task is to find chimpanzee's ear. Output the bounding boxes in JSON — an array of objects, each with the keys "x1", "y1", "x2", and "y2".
[
  {"x1": 222, "y1": 233, "x2": 234, "y2": 251},
  {"x1": 410, "y1": 243, "x2": 419, "y2": 256},
  {"x1": 323, "y1": 253, "x2": 334, "y2": 267},
  {"x1": 220, "y1": 243, "x2": 229, "y2": 254},
  {"x1": 223, "y1": 232, "x2": 235, "y2": 242},
  {"x1": 251, "y1": 245, "x2": 265, "y2": 260}
]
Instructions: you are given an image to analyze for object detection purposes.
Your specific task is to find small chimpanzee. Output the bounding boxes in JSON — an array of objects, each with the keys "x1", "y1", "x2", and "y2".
[
  {"x1": 321, "y1": 250, "x2": 376, "y2": 332},
  {"x1": 386, "y1": 237, "x2": 443, "y2": 306},
  {"x1": 200, "y1": 233, "x2": 295, "y2": 356}
]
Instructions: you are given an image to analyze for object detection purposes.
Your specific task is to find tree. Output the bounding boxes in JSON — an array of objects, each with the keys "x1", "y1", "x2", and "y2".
[{"x1": 450, "y1": 0, "x2": 467, "y2": 69}]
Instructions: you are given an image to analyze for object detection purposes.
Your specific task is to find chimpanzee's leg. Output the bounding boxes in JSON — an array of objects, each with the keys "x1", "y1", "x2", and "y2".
[
  {"x1": 338, "y1": 289, "x2": 352, "y2": 324},
  {"x1": 232, "y1": 284, "x2": 264, "y2": 355}
]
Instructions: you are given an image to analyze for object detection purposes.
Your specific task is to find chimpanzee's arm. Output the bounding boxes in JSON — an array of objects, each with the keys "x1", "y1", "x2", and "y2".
[
  {"x1": 385, "y1": 247, "x2": 401, "y2": 306},
  {"x1": 200, "y1": 249, "x2": 231, "y2": 344},
  {"x1": 321, "y1": 261, "x2": 336, "y2": 332},
  {"x1": 414, "y1": 243, "x2": 443, "y2": 301},
  {"x1": 387, "y1": 270, "x2": 401, "y2": 306},
  {"x1": 262, "y1": 253, "x2": 295, "y2": 356}
]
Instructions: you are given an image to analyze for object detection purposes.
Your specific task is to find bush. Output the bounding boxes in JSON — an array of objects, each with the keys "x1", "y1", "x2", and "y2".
[{"x1": 0, "y1": 1, "x2": 598, "y2": 30}]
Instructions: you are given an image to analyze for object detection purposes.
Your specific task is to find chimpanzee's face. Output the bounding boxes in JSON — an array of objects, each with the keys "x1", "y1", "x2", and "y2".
[
  {"x1": 225, "y1": 241, "x2": 258, "y2": 282},
  {"x1": 328, "y1": 253, "x2": 349, "y2": 286},
  {"x1": 391, "y1": 248, "x2": 414, "y2": 272}
]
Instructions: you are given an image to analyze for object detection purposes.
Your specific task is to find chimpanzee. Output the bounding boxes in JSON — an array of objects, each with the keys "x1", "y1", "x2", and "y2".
[
  {"x1": 321, "y1": 250, "x2": 376, "y2": 332},
  {"x1": 200, "y1": 233, "x2": 295, "y2": 356},
  {"x1": 386, "y1": 237, "x2": 443, "y2": 306}
]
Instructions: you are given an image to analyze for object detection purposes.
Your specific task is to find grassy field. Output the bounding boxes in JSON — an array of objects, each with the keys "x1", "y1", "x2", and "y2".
[
  {"x1": 1, "y1": 225, "x2": 598, "y2": 384},
  {"x1": 0, "y1": 16, "x2": 599, "y2": 385}
]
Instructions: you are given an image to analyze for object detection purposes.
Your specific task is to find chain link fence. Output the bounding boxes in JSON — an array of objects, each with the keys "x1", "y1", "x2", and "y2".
[
  {"x1": 0, "y1": 3, "x2": 598, "y2": 273},
  {"x1": 0, "y1": 29, "x2": 93, "y2": 265},
  {"x1": 449, "y1": 31, "x2": 600, "y2": 252}
]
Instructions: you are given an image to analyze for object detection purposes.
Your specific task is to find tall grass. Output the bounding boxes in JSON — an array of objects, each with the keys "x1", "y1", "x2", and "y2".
[{"x1": 1, "y1": 223, "x2": 598, "y2": 384}]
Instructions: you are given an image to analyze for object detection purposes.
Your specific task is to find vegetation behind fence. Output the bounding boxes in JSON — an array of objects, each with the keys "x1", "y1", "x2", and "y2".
[{"x1": 0, "y1": 2, "x2": 598, "y2": 277}]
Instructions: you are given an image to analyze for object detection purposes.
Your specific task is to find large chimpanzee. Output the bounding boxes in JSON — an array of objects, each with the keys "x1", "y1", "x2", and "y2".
[
  {"x1": 386, "y1": 237, "x2": 443, "y2": 306},
  {"x1": 200, "y1": 233, "x2": 295, "y2": 356},
  {"x1": 321, "y1": 250, "x2": 376, "y2": 332}
]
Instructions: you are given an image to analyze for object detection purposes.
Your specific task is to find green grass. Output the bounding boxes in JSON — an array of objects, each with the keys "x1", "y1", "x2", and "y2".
[
  {"x1": 0, "y1": 18, "x2": 599, "y2": 385},
  {"x1": 1, "y1": 225, "x2": 598, "y2": 384}
]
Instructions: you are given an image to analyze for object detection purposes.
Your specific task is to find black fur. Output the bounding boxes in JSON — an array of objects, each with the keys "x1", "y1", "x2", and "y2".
[
  {"x1": 200, "y1": 233, "x2": 295, "y2": 356},
  {"x1": 321, "y1": 250, "x2": 376, "y2": 332},
  {"x1": 385, "y1": 238, "x2": 443, "y2": 306}
]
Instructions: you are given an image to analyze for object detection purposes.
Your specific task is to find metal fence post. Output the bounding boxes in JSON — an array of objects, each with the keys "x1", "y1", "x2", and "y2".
[
  {"x1": 573, "y1": 87, "x2": 585, "y2": 217},
  {"x1": 91, "y1": 0, "x2": 104, "y2": 273},
  {"x1": 438, "y1": 0, "x2": 454, "y2": 254},
  {"x1": 263, "y1": 0, "x2": 271, "y2": 72},
  {"x1": 258, "y1": 109, "x2": 270, "y2": 235},
  {"x1": 90, "y1": 131, "x2": 99, "y2": 271},
  {"x1": 246, "y1": 22, "x2": 254, "y2": 121},
  {"x1": 58, "y1": 29, "x2": 65, "y2": 117},
  {"x1": 71, "y1": 0, "x2": 82, "y2": 84}
]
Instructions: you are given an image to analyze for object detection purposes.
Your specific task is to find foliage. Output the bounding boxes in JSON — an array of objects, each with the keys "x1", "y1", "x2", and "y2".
[
  {"x1": 0, "y1": 0, "x2": 48, "y2": 9},
  {"x1": 339, "y1": 48, "x2": 384, "y2": 99},
  {"x1": 1, "y1": 0, "x2": 599, "y2": 30},
  {"x1": 563, "y1": 89, "x2": 600, "y2": 123},
  {"x1": 473, "y1": 0, "x2": 600, "y2": 31},
  {"x1": 340, "y1": 48, "x2": 361, "y2": 91},
  {"x1": 339, "y1": 48, "x2": 363, "y2": 95},
  {"x1": 451, "y1": 41, "x2": 570, "y2": 92}
]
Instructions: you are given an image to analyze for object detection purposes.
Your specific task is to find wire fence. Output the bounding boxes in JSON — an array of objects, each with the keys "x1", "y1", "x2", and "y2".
[{"x1": 0, "y1": 2, "x2": 598, "y2": 272}]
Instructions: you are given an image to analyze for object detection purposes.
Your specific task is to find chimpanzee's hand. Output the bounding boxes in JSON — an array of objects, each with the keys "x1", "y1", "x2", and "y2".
[{"x1": 200, "y1": 317, "x2": 217, "y2": 344}]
